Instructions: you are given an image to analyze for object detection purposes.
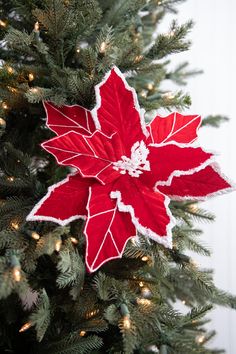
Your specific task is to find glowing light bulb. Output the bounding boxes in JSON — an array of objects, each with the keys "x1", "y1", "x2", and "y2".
[
  {"x1": 163, "y1": 92, "x2": 174, "y2": 100},
  {"x1": 80, "y1": 330, "x2": 86, "y2": 337},
  {"x1": 76, "y1": 47, "x2": 80, "y2": 53},
  {"x1": 140, "y1": 90, "x2": 147, "y2": 98},
  {"x1": 0, "y1": 20, "x2": 7, "y2": 28},
  {"x1": 134, "y1": 55, "x2": 143, "y2": 63},
  {"x1": 19, "y1": 322, "x2": 32, "y2": 332},
  {"x1": 34, "y1": 21, "x2": 39, "y2": 31},
  {"x1": 147, "y1": 83, "x2": 154, "y2": 90},
  {"x1": 99, "y1": 42, "x2": 107, "y2": 53},
  {"x1": 86, "y1": 309, "x2": 99, "y2": 319},
  {"x1": 131, "y1": 237, "x2": 138, "y2": 245},
  {"x1": 11, "y1": 221, "x2": 19, "y2": 230},
  {"x1": 6, "y1": 66, "x2": 14, "y2": 74},
  {"x1": 7, "y1": 176, "x2": 15, "y2": 182},
  {"x1": 123, "y1": 315, "x2": 131, "y2": 330},
  {"x1": 2, "y1": 102, "x2": 8, "y2": 110},
  {"x1": 13, "y1": 266, "x2": 21, "y2": 282},
  {"x1": 28, "y1": 73, "x2": 34, "y2": 81},
  {"x1": 55, "y1": 239, "x2": 62, "y2": 252},
  {"x1": 182, "y1": 300, "x2": 186, "y2": 305},
  {"x1": 141, "y1": 256, "x2": 149, "y2": 262},
  {"x1": 70, "y1": 237, "x2": 78, "y2": 245},
  {"x1": 188, "y1": 203, "x2": 198, "y2": 212},
  {"x1": 139, "y1": 281, "x2": 144, "y2": 288},
  {"x1": 137, "y1": 298, "x2": 151, "y2": 306},
  {"x1": 8, "y1": 86, "x2": 17, "y2": 93},
  {"x1": 30, "y1": 87, "x2": 39, "y2": 93},
  {"x1": 196, "y1": 335, "x2": 205, "y2": 344},
  {"x1": 0, "y1": 118, "x2": 6, "y2": 127},
  {"x1": 31, "y1": 231, "x2": 40, "y2": 240}
]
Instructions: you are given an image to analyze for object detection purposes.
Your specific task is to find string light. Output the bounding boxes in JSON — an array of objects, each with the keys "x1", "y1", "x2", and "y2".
[
  {"x1": 19, "y1": 322, "x2": 32, "y2": 333},
  {"x1": 79, "y1": 330, "x2": 86, "y2": 337},
  {"x1": 76, "y1": 47, "x2": 80, "y2": 53},
  {"x1": 11, "y1": 221, "x2": 19, "y2": 230},
  {"x1": 147, "y1": 83, "x2": 154, "y2": 91},
  {"x1": 13, "y1": 266, "x2": 21, "y2": 282},
  {"x1": 182, "y1": 300, "x2": 186, "y2": 305},
  {"x1": 6, "y1": 66, "x2": 14, "y2": 74},
  {"x1": 34, "y1": 21, "x2": 39, "y2": 32},
  {"x1": 0, "y1": 20, "x2": 7, "y2": 28},
  {"x1": 33, "y1": 21, "x2": 42, "y2": 42},
  {"x1": 55, "y1": 239, "x2": 62, "y2": 252},
  {"x1": 28, "y1": 73, "x2": 34, "y2": 81},
  {"x1": 134, "y1": 55, "x2": 143, "y2": 63},
  {"x1": 196, "y1": 335, "x2": 205, "y2": 344},
  {"x1": 140, "y1": 90, "x2": 147, "y2": 98},
  {"x1": 131, "y1": 237, "x2": 138, "y2": 245},
  {"x1": 139, "y1": 281, "x2": 144, "y2": 288},
  {"x1": 141, "y1": 256, "x2": 149, "y2": 262},
  {"x1": 29, "y1": 87, "x2": 39, "y2": 94},
  {"x1": 7, "y1": 86, "x2": 18, "y2": 93},
  {"x1": 0, "y1": 118, "x2": 6, "y2": 127},
  {"x1": 122, "y1": 315, "x2": 131, "y2": 330},
  {"x1": 2, "y1": 102, "x2": 8, "y2": 110},
  {"x1": 10, "y1": 255, "x2": 21, "y2": 282},
  {"x1": 134, "y1": 32, "x2": 141, "y2": 43},
  {"x1": 7, "y1": 176, "x2": 15, "y2": 182},
  {"x1": 86, "y1": 309, "x2": 99, "y2": 319},
  {"x1": 31, "y1": 231, "x2": 40, "y2": 240},
  {"x1": 137, "y1": 298, "x2": 152, "y2": 306},
  {"x1": 188, "y1": 203, "x2": 198, "y2": 212},
  {"x1": 99, "y1": 41, "x2": 107, "y2": 53},
  {"x1": 163, "y1": 92, "x2": 174, "y2": 100},
  {"x1": 70, "y1": 237, "x2": 78, "y2": 245}
]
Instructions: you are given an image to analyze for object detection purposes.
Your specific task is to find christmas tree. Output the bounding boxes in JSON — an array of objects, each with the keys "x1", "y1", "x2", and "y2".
[{"x1": 0, "y1": 1, "x2": 235, "y2": 353}]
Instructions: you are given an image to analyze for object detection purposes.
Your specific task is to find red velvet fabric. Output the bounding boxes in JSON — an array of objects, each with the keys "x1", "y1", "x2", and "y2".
[
  {"x1": 147, "y1": 112, "x2": 201, "y2": 144},
  {"x1": 44, "y1": 101, "x2": 95, "y2": 136},
  {"x1": 158, "y1": 165, "x2": 230, "y2": 199},
  {"x1": 85, "y1": 182, "x2": 136, "y2": 272},
  {"x1": 31, "y1": 173, "x2": 92, "y2": 221},
  {"x1": 27, "y1": 67, "x2": 233, "y2": 272}
]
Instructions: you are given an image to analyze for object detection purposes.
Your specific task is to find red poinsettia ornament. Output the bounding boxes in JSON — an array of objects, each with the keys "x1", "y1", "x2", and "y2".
[{"x1": 27, "y1": 67, "x2": 234, "y2": 272}]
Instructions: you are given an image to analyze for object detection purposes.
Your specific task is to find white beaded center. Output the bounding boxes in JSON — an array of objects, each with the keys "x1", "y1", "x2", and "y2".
[{"x1": 113, "y1": 141, "x2": 150, "y2": 177}]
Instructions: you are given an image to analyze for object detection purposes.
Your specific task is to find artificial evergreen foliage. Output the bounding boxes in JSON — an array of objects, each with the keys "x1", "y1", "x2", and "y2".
[{"x1": 0, "y1": 0, "x2": 234, "y2": 353}]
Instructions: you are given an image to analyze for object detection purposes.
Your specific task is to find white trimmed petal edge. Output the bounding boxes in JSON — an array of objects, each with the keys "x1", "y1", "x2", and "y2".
[
  {"x1": 110, "y1": 190, "x2": 175, "y2": 249},
  {"x1": 43, "y1": 101, "x2": 93, "y2": 136},
  {"x1": 84, "y1": 186, "x2": 137, "y2": 273},
  {"x1": 91, "y1": 66, "x2": 149, "y2": 138},
  {"x1": 162, "y1": 163, "x2": 236, "y2": 201},
  {"x1": 26, "y1": 173, "x2": 86, "y2": 226},
  {"x1": 152, "y1": 142, "x2": 216, "y2": 188}
]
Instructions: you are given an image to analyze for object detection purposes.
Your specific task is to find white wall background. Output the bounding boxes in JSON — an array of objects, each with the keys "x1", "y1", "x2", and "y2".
[{"x1": 162, "y1": 1, "x2": 236, "y2": 352}]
